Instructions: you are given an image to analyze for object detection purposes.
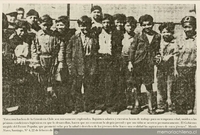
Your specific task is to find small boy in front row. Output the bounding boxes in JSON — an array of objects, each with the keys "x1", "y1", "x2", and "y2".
[{"x1": 156, "y1": 22, "x2": 179, "y2": 114}]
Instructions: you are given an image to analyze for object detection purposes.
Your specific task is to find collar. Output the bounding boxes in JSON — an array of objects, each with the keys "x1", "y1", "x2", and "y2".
[
  {"x1": 185, "y1": 34, "x2": 196, "y2": 40},
  {"x1": 38, "y1": 30, "x2": 46, "y2": 36},
  {"x1": 124, "y1": 32, "x2": 135, "y2": 39}
]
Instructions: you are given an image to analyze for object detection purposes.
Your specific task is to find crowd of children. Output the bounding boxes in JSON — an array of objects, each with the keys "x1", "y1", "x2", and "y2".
[{"x1": 2, "y1": 5, "x2": 196, "y2": 115}]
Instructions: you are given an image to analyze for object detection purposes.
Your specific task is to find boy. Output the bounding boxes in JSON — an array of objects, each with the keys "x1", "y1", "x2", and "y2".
[
  {"x1": 16, "y1": 7, "x2": 25, "y2": 20},
  {"x1": 54, "y1": 15, "x2": 75, "y2": 114},
  {"x1": 156, "y1": 22, "x2": 178, "y2": 114},
  {"x1": 26, "y1": 9, "x2": 40, "y2": 33},
  {"x1": 128, "y1": 14, "x2": 161, "y2": 114},
  {"x1": 32, "y1": 14, "x2": 59, "y2": 97},
  {"x1": 8, "y1": 20, "x2": 31, "y2": 114},
  {"x1": 91, "y1": 5, "x2": 103, "y2": 29},
  {"x1": 6, "y1": 11, "x2": 17, "y2": 29},
  {"x1": 175, "y1": 16, "x2": 196, "y2": 114},
  {"x1": 97, "y1": 13, "x2": 113, "y2": 113},
  {"x1": 66, "y1": 15, "x2": 99, "y2": 114},
  {"x1": 107, "y1": 13, "x2": 126, "y2": 114},
  {"x1": 120, "y1": 16, "x2": 138, "y2": 114}
]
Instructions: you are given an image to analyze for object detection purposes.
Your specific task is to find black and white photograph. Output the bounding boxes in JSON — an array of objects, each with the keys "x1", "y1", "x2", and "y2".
[{"x1": 2, "y1": 3, "x2": 197, "y2": 115}]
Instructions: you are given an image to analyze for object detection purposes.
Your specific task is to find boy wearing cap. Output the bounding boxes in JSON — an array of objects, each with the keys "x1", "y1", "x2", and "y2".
[
  {"x1": 66, "y1": 15, "x2": 99, "y2": 114},
  {"x1": 96, "y1": 13, "x2": 113, "y2": 113},
  {"x1": 16, "y1": 7, "x2": 25, "y2": 20},
  {"x1": 128, "y1": 14, "x2": 161, "y2": 114},
  {"x1": 54, "y1": 15, "x2": 75, "y2": 114},
  {"x1": 155, "y1": 22, "x2": 179, "y2": 114},
  {"x1": 31, "y1": 15, "x2": 59, "y2": 102},
  {"x1": 91, "y1": 5, "x2": 103, "y2": 29},
  {"x1": 174, "y1": 16, "x2": 196, "y2": 114},
  {"x1": 6, "y1": 11, "x2": 17, "y2": 29}
]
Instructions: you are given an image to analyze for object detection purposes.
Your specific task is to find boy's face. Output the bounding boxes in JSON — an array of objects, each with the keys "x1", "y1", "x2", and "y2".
[
  {"x1": 91, "y1": 10, "x2": 102, "y2": 21},
  {"x1": 7, "y1": 15, "x2": 16, "y2": 23},
  {"x1": 56, "y1": 21, "x2": 66, "y2": 33},
  {"x1": 183, "y1": 22, "x2": 196, "y2": 38},
  {"x1": 114, "y1": 19, "x2": 124, "y2": 31},
  {"x1": 141, "y1": 21, "x2": 153, "y2": 34},
  {"x1": 17, "y1": 10, "x2": 24, "y2": 20},
  {"x1": 125, "y1": 22, "x2": 136, "y2": 34},
  {"x1": 161, "y1": 28, "x2": 173, "y2": 42},
  {"x1": 26, "y1": 15, "x2": 38, "y2": 25},
  {"x1": 16, "y1": 28, "x2": 25, "y2": 37},
  {"x1": 79, "y1": 23, "x2": 91, "y2": 35},
  {"x1": 102, "y1": 19, "x2": 111, "y2": 31},
  {"x1": 39, "y1": 22, "x2": 51, "y2": 32}
]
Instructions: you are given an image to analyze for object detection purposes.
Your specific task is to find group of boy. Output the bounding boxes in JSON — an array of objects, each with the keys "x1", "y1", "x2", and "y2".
[{"x1": 2, "y1": 5, "x2": 196, "y2": 115}]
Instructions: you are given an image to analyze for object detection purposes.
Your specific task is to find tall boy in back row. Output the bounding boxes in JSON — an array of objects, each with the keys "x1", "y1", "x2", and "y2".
[{"x1": 129, "y1": 14, "x2": 161, "y2": 114}]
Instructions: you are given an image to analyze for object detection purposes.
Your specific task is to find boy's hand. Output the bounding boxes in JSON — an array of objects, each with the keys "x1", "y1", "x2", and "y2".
[
  {"x1": 155, "y1": 54, "x2": 162, "y2": 64},
  {"x1": 174, "y1": 69, "x2": 179, "y2": 77},
  {"x1": 128, "y1": 62, "x2": 133, "y2": 72}
]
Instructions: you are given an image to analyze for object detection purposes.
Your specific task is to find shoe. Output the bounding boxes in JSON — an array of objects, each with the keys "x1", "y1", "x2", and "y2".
[
  {"x1": 106, "y1": 108, "x2": 112, "y2": 114},
  {"x1": 131, "y1": 107, "x2": 141, "y2": 114},
  {"x1": 155, "y1": 109, "x2": 165, "y2": 114},
  {"x1": 148, "y1": 109, "x2": 156, "y2": 115},
  {"x1": 73, "y1": 111, "x2": 79, "y2": 115},
  {"x1": 89, "y1": 109, "x2": 95, "y2": 114}
]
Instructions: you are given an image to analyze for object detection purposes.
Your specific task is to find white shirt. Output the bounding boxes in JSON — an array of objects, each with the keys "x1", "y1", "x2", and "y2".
[
  {"x1": 146, "y1": 34, "x2": 154, "y2": 44},
  {"x1": 122, "y1": 32, "x2": 135, "y2": 56},
  {"x1": 98, "y1": 29, "x2": 112, "y2": 55}
]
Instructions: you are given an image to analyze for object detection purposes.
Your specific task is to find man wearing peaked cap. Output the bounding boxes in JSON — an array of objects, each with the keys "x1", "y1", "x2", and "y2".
[{"x1": 26, "y1": 9, "x2": 40, "y2": 32}]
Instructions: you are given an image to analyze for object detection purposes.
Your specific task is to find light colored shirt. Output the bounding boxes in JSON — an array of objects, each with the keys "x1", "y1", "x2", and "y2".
[
  {"x1": 160, "y1": 38, "x2": 179, "y2": 59},
  {"x1": 80, "y1": 32, "x2": 91, "y2": 56},
  {"x1": 146, "y1": 34, "x2": 154, "y2": 44},
  {"x1": 98, "y1": 29, "x2": 112, "y2": 55},
  {"x1": 177, "y1": 34, "x2": 196, "y2": 67},
  {"x1": 122, "y1": 32, "x2": 135, "y2": 56}
]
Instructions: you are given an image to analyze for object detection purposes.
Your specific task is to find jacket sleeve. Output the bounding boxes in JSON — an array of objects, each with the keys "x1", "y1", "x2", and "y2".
[
  {"x1": 155, "y1": 34, "x2": 161, "y2": 55},
  {"x1": 66, "y1": 36, "x2": 73, "y2": 72},
  {"x1": 57, "y1": 40, "x2": 65, "y2": 63},
  {"x1": 129, "y1": 34, "x2": 138, "y2": 63},
  {"x1": 90, "y1": 37, "x2": 99, "y2": 75}
]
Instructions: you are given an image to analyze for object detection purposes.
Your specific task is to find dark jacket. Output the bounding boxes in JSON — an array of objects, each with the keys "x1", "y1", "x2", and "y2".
[
  {"x1": 66, "y1": 32, "x2": 99, "y2": 76},
  {"x1": 129, "y1": 30, "x2": 161, "y2": 69}
]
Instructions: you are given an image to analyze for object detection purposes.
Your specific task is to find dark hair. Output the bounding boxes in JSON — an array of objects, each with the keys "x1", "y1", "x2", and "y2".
[
  {"x1": 38, "y1": 14, "x2": 53, "y2": 26},
  {"x1": 26, "y1": 9, "x2": 39, "y2": 18},
  {"x1": 91, "y1": 5, "x2": 102, "y2": 13},
  {"x1": 102, "y1": 13, "x2": 113, "y2": 22},
  {"x1": 16, "y1": 7, "x2": 24, "y2": 12},
  {"x1": 139, "y1": 14, "x2": 153, "y2": 26},
  {"x1": 77, "y1": 15, "x2": 92, "y2": 27},
  {"x1": 125, "y1": 16, "x2": 137, "y2": 26},
  {"x1": 181, "y1": 16, "x2": 196, "y2": 29},
  {"x1": 56, "y1": 15, "x2": 69, "y2": 28},
  {"x1": 113, "y1": 13, "x2": 126, "y2": 22},
  {"x1": 159, "y1": 22, "x2": 175, "y2": 34},
  {"x1": 15, "y1": 20, "x2": 29, "y2": 30}
]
